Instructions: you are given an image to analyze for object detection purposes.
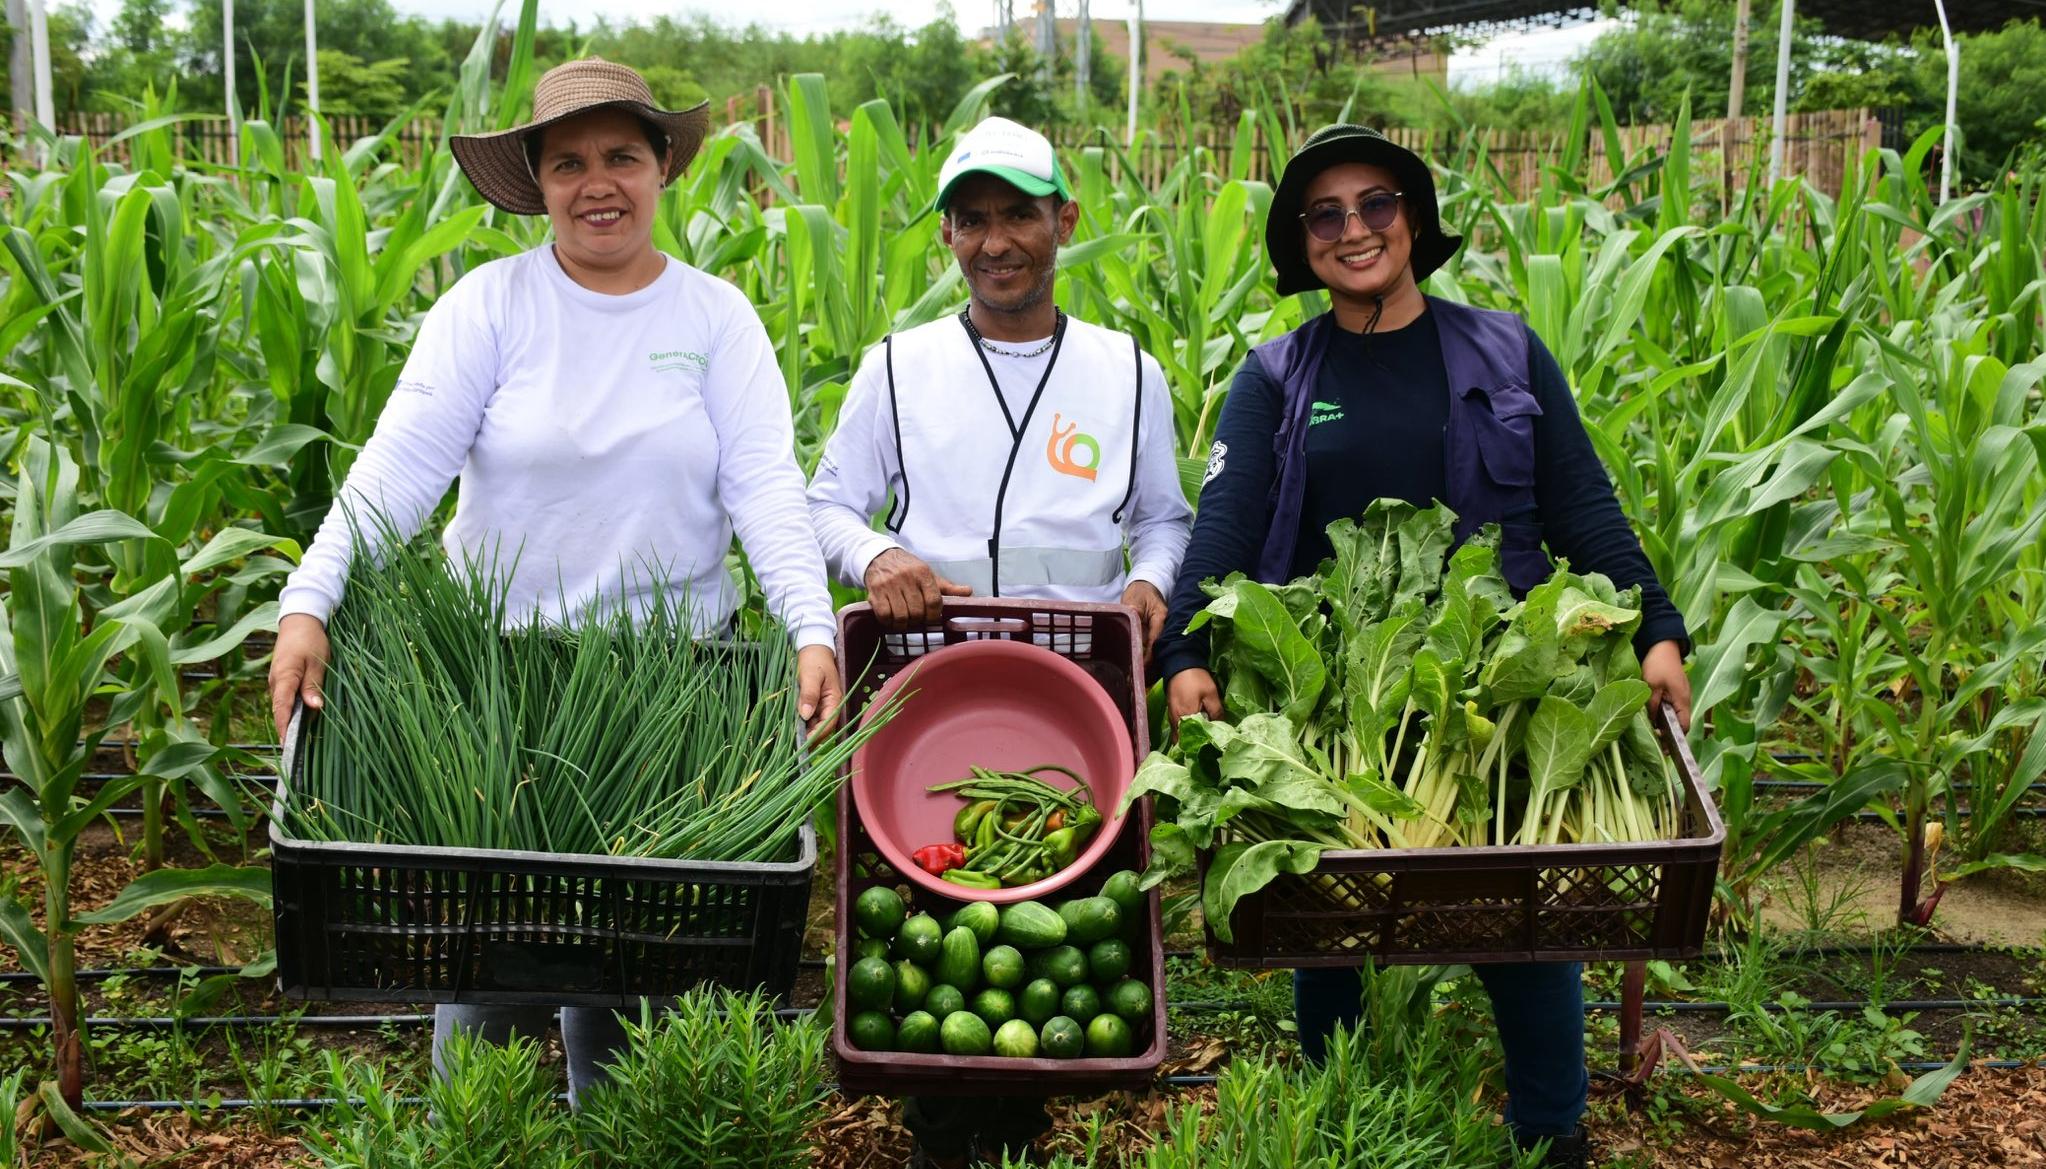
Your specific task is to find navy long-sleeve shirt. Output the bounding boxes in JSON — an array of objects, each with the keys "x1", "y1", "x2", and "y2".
[{"x1": 1154, "y1": 307, "x2": 1686, "y2": 681}]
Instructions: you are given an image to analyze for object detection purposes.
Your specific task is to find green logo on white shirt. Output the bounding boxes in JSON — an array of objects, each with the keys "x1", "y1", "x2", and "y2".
[{"x1": 649, "y1": 350, "x2": 709, "y2": 375}]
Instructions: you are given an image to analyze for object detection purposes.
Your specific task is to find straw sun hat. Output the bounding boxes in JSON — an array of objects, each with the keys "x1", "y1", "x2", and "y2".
[{"x1": 450, "y1": 58, "x2": 710, "y2": 216}]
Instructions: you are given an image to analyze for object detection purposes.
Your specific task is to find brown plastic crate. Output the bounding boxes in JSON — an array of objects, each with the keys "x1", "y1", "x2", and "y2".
[
  {"x1": 830, "y1": 599, "x2": 1166, "y2": 1097},
  {"x1": 1205, "y1": 704, "x2": 1725, "y2": 967}
]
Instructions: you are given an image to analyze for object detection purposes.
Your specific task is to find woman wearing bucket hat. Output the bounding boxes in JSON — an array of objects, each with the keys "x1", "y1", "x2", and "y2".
[
  {"x1": 1151, "y1": 124, "x2": 1694, "y2": 1168},
  {"x1": 267, "y1": 58, "x2": 843, "y2": 1102}
]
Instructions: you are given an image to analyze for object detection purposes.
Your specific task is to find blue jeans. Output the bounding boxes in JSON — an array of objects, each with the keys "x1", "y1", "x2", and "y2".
[{"x1": 1293, "y1": 962, "x2": 1587, "y2": 1139}]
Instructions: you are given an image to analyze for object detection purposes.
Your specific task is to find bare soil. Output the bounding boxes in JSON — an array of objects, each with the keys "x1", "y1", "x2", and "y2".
[{"x1": 1757, "y1": 821, "x2": 2046, "y2": 947}]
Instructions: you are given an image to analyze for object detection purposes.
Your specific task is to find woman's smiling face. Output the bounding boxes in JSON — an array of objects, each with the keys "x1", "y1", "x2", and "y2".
[
  {"x1": 1300, "y1": 161, "x2": 1414, "y2": 307},
  {"x1": 533, "y1": 107, "x2": 668, "y2": 274}
]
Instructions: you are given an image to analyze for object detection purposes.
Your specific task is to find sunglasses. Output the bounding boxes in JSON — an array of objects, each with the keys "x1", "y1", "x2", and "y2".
[{"x1": 1300, "y1": 192, "x2": 1404, "y2": 243}]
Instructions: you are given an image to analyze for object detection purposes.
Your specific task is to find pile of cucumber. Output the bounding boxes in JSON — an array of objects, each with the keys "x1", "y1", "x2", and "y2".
[{"x1": 844, "y1": 871, "x2": 1154, "y2": 1060}]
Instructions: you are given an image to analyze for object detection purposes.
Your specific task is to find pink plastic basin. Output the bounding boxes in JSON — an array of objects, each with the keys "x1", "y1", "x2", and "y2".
[{"x1": 850, "y1": 637, "x2": 1135, "y2": 904}]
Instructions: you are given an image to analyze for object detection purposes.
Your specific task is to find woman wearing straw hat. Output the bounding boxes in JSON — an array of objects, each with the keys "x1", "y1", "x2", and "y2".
[
  {"x1": 267, "y1": 58, "x2": 843, "y2": 1101},
  {"x1": 1151, "y1": 125, "x2": 1694, "y2": 1168}
]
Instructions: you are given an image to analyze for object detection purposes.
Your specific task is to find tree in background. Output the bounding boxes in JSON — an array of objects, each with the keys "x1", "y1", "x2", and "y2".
[
  {"x1": 1157, "y1": 19, "x2": 1405, "y2": 131},
  {"x1": 1574, "y1": 0, "x2": 1827, "y2": 124},
  {"x1": 1577, "y1": 5, "x2": 2044, "y2": 173},
  {"x1": 183, "y1": 0, "x2": 453, "y2": 115}
]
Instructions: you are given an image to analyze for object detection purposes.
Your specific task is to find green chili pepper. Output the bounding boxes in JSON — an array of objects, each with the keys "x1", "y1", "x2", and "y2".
[
  {"x1": 954, "y1": 799, "x2": 998, "y2": 844},
  {"x1": 1042, "y1": 826, "x2": 1081, "y2": 870},
  {"x1": 974, "y1": 808, "x2": 1000, "y2": 854},
  {"x1": 1006, "y1": 860, "x2": 1050, "y2": 886},
  {"x1": 941, "y1": 869, "x2": 1002, "y2": 889}
]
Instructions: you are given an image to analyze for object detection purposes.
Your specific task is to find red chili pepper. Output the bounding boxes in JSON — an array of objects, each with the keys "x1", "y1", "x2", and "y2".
[{"x1": 913, "y1": 843, "x2": 968, "y2": 875}]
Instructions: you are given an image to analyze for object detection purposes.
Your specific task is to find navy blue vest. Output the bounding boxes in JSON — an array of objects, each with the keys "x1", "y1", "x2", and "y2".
[{"x1": 1251, "y1": 297, "x2": 1550, "y2": 591}]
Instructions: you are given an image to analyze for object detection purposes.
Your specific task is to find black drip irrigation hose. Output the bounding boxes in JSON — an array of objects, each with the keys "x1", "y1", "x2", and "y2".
[
  {"x1": 2, "y1": 1007, "x2": 819, "y2": 1032},
  {"x1": 0, "y1": 966, "x2": 240, "y2": 984},
  {"x1": 68, "y1": 1059, "x2": 2039, "y2": 1114},
  {"x1": 1585, "y1": 996, "x2": 2043, "y2": 1013}
]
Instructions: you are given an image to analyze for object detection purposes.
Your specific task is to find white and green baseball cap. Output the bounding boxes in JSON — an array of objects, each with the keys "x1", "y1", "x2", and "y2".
[{"x1": 933, "y1": 116, "x2": 1074, "y2": 212}]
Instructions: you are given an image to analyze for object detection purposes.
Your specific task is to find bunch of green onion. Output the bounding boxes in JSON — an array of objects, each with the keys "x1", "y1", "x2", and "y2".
[{"x1": 286, "y1": 531, "x2": 879, "y2": 863}]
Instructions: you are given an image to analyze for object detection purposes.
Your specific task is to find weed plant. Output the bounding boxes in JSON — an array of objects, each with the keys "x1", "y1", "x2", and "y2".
[
  {"x1": 578, "y1": 991, "x2": 829, "y2": 1168},
  {"x1": 1026, "y1": 1013, "x2": 1536, "y2": 1168},
  {"x1": 1029, "y1": 963, "x2": 1533, "y2": 1168},
  {"x1": 301, "y1": 988, "x2": 826, "y2": 1169}
]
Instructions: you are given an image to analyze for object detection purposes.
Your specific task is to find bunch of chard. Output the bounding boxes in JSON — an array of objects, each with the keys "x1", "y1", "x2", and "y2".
[{"x1": 1122, "y1": 500, "x2": 1681, "y2": 940}]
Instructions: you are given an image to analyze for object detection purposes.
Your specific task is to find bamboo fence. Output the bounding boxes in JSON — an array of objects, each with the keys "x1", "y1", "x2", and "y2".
[{"x1": 51, "y1": 97, "x2": 1882, "y2": 203}]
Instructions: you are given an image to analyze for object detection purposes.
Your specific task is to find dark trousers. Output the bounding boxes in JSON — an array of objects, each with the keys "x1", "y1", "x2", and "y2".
[{"x1": 1293, "y1": 962, "x2": 1588, "y2": 1139}]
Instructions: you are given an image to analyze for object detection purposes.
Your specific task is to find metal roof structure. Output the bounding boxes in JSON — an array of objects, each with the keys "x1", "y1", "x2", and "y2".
[{"x1": 1283, "y1": 0, "x2": 2046, "y2": 46}]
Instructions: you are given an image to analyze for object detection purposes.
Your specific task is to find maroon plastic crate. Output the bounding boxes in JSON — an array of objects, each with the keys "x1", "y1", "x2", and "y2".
[
  {"x1": 1204, "y1": 703, "x2": 1725, "y2": 967},
  {"x1": 830, "y1": 599, "x2": 1167, "y2": 1097}
]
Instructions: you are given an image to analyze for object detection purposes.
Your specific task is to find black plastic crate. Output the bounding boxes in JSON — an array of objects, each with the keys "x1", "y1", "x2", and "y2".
[
  {"x1": 271, "y1": 706, "x2": 814, "y2": 1007},
  {"x1": 1204, "y1": 704, "x2": 1724, "y2": 967}
]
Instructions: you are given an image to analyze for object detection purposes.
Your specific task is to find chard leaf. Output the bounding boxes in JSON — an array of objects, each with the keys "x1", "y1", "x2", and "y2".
[
  {"x1": 1345, "y1": 609, "x2": 1424, "y2": 741},
  {"x1": 1219, "y1": 713, "x2": 1346, "y2": 818},
  {"x1": 1461, "y1": 702, "x2": 1498, "y2": 752},
  {"x1": 1481, "y1": 575, "x2": 1566, "y2": 705},
  {"x1": 1525, "y1": 694, "x2": 1596, "y2": 796},
  {"x1": 1393, "y1": 502, "x2": 1458, "y2": 611},
  {"x1": 1124, "y1": 752, "x2": 1197, "y2": 811},
  {"x1": 1185, "y1": 577, "x2": 1244, "y2": 633},
  {"x1": 1624, "y1": 716, "x2": 1673, "y2": 798},
  {"x1": 1177, "y1": 714, "x2": 1236, "y2": 759},
  {"x1": 1222, "y1": 666, "x2": 1274, "y2": 722},
  {"x1": 1549, "y1": 663, "x2": 1598, "y2": 705},
  {"x1": 1228, "y1": 579, "x2": 1328, "y2": 725},
  {"x1": 1269, "y1": 577, "x2": 1324, "y2": 623},
  {"x1": 1345, "y1": 770, "x2": 1428, "y2": 821},
  {"x1": 1460, "y1": 526, "x2": 1518, "y2": 616},
  {"x1": 1203, "y1": 838, "x2": 1324, "y2": 944},
  {"x1": 1140, "y1": 823, "x2": 1197, "y2": 890},
  {"x1": 1553, "y1": 581, "x2": 1643, "y2": 655},
  {"x1": 1585, "y1": 679, "x2": 1653, "y2": 752},
  {"x1": 1409, "y1": 648, "x2": 1457, "y2": 727}
]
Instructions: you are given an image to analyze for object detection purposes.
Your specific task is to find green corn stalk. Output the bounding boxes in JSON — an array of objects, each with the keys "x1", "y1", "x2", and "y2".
[{"x1": 0, "y1": 440, "x2": 271, "y2": 1108}]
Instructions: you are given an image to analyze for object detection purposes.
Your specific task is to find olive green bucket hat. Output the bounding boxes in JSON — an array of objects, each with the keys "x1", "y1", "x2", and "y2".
[{"x1": 1266, "y1": 123, "x2": 1463, "y2": 296}]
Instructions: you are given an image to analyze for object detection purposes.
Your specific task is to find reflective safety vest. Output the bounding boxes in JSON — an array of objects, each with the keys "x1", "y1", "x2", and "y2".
[{"x1": 880, "y1": 311, "x2": 1143, "y2": 603}]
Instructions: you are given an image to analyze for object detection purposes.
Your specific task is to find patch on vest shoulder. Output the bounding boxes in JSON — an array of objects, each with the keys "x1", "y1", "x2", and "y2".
[{"x1": 1203, "y1": 440, "x2": 1228, "y2": 486}]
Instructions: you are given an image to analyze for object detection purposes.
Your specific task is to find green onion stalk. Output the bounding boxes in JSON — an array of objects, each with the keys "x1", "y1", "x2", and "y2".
[{"x1": 287, "y1": 524, "x2": 890, "y2": 863}]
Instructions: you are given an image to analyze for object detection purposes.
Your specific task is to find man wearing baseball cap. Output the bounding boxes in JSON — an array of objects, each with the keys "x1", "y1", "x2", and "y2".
[
  {"x1": 809, "y1": 114, "x2": 1188, "y2": 656},
  {"x1": 808, "y1": 116, "x2": 1191, "y2": 1166}
]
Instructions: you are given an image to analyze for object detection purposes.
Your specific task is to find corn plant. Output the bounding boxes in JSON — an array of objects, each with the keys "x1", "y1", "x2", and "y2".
[{"x1": 0, "y1": 440, "x2": 272, "y2": 1107}]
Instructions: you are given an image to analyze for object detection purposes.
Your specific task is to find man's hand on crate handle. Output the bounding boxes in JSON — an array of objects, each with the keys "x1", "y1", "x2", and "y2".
[
  {"x1": 798, "y1": 644, "x2": 844, "y2": 735},
  {"x1": 1120, "y1": 579, "x2": 1167, "y2": 662},
  {"x1": 863, "y1": 547, "x2": 971, "y2": 629},
  {"x1": 1642, "y1": 640, "x2": 1691, "y2": 733},
  {"x1": 270, "y1": 613, "x2": 330, "y2": 738},
  {"x1": 1168, "y1": 641, "x2": 1692, "y2": 738}
]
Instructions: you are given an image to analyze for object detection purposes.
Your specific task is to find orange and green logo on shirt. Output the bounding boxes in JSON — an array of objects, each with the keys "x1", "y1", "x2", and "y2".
[{"x1": 1046, "y1": 413, "x2": 1101, "y2": 481}]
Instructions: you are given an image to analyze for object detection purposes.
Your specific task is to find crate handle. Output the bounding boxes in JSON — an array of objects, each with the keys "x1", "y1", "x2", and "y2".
[{"x1": 947, "y1": 616, "x2": 1032, "y2": 635}]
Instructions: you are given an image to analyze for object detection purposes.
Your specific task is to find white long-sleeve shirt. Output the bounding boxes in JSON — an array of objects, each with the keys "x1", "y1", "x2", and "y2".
[
  {"x1": 279, "y1": 246, "x2": 837, "y2": 651},
  {"x1": 807, "y1": 323, "x2": 1191, "y2": 599}
]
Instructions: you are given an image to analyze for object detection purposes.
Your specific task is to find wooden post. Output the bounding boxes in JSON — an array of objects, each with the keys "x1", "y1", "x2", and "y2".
[
  {"x1": 1728, "y1": 0, "x2": 1752, "y2": 122},
  {"x1": 1618, "y1": 959, "x2": 1647, "y2": 1095}
]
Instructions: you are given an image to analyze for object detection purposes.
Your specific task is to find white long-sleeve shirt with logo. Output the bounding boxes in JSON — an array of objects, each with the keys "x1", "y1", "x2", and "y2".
[{"x1": 279, "y1": 246, "x2": 837, "y2": 651}]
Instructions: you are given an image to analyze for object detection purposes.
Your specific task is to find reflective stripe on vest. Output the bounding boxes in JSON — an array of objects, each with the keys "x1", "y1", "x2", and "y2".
[{"x1": 927, "y1": 546, "x2": 1126, "y2": 597}]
